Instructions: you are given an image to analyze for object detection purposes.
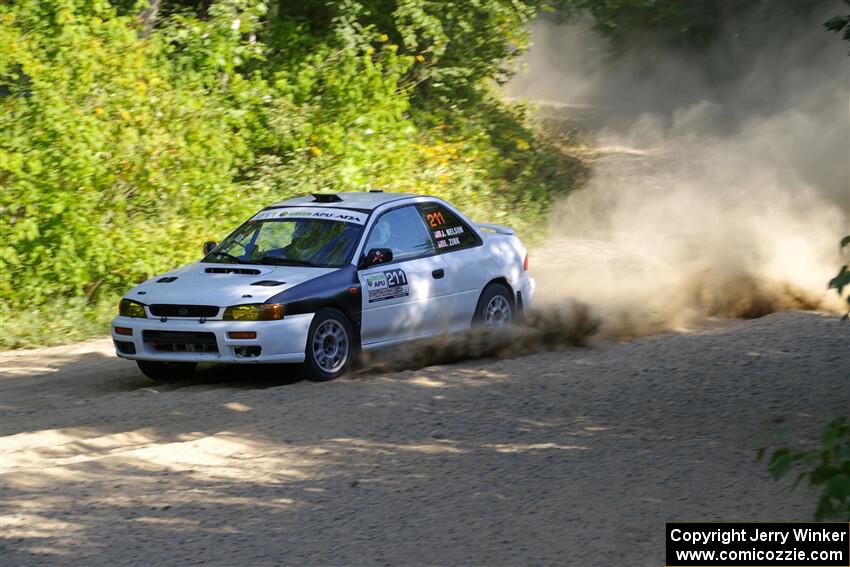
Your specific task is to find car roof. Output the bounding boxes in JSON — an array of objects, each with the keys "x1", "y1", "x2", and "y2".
[{"x1": 267, "y1": 192, "x2": 420, "y2": 212}]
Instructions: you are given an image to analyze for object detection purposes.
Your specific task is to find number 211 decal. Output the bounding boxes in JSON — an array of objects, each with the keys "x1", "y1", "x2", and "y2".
[{"x1": 365, "y1": 268, "x2": 410, "y2": 303}]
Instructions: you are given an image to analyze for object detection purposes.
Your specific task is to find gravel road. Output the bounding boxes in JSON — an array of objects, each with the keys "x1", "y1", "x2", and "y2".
[{"x1": 1, "y1": 310, "x2": 847, "y2": 566}]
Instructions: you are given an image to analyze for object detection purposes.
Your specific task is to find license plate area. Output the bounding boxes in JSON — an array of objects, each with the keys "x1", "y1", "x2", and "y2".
[{"x1": 142, "y1": 330, "x2": 219, "y2": 353}]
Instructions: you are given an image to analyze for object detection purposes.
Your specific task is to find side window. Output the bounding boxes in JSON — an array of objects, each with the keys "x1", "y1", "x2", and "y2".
[
  {"x1": 417, "y1": 202, "x2": 480, "y2": 252},
  {"x1": 363, "y1": 206, "x2": 436, "y2": 262}
]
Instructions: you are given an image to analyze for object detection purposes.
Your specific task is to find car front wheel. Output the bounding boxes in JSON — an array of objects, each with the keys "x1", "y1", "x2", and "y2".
[
  {"x1": 304, "y1": 307, "x2": 355, "y2": 382},
  {"x1": 137, "y1": 360, "x2": 197, "y2": 382}
]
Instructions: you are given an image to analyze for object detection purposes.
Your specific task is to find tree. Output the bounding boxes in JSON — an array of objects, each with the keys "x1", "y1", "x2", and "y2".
[{"x1": 824, "y1": 0, "x2": 850, "y2": 45}]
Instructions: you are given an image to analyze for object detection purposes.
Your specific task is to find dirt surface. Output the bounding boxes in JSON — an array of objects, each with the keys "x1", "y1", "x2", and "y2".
[{"x1": 1, "y1": 310, "x2": 848, "y2": 566}]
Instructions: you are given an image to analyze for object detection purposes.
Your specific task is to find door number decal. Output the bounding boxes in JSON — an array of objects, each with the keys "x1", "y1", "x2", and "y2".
[{"x1": 366, "y1": 269, "x2": 409, "y2": 303}]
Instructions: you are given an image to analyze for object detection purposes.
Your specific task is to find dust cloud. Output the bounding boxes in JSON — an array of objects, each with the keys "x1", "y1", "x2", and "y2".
[
  {"x1": 357, "y1": 301, "x2": 601, "y2": 374},
  {"x1": 512, "y1": 5, "x2": 850, "y2": 338}
]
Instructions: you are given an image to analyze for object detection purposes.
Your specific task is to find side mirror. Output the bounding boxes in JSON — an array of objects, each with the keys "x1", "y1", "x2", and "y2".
[
  {"x1": 203, "y1": 241, "x2": 218, "y2": 255},
  {"x1": 361, "y1": 248, "x2": 393, "y2": 268}
]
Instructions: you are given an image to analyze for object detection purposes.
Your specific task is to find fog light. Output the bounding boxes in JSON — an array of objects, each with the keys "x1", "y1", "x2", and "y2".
[
  {"x1": 114, "y1": 340, "x2": 136, "y2": 354},
  {"x1": 234, "y1": 346, "x2": 261, "y2": 357},
  {"x1": 114, "y1": 326, "x2": 133, "y2": 336},
  {"x1": 228, "y1": 331, "x2": 257, "y2": 340}
]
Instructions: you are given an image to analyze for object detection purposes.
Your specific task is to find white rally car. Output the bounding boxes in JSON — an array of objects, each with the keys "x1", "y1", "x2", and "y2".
[{"x1": 112, "y1": 192, "x2": 535, "y2": 381}]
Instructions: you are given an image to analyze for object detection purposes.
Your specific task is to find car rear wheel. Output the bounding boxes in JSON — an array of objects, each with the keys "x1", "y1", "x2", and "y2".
[
  {"x1": 474, "y1": 283, "x2": 514, "y2": 328},
  {"x1": 137, "y1": 360, "x2": 197, "y2": 382},
  {"x1": 304, "y1": 307, "x2": 355, "y2": 382}
]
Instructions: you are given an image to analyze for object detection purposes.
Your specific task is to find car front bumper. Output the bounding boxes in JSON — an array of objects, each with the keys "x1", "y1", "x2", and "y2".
[{"x1": 110, "y1": 313, "x2": 314, "y2": 364}]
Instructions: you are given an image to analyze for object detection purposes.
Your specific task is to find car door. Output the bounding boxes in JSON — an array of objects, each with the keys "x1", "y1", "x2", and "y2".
[
  {"x1": 358, "y1": 205, "x2": 454, "y2": 346},
  {"x1": 415, "y1": 201, "x2": 486, "y2": 331}
]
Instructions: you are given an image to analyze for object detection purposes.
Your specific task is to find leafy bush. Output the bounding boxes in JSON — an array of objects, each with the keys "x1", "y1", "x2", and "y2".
[
  {"x1": 824, "y1": 0, "x2": 850, "y2": 45},
  {"x1": 759, "y1": 417, "x2": 850, "y2": 521},
  {"x1": 828, "y1": 236, "x2": 850, "y2": 319},
  {"x1": 553, "y1": 0, "x2": 838, "y2": 52},
  {"x1": 0, "y1": 0, "x2": 578, "y2": 348}
]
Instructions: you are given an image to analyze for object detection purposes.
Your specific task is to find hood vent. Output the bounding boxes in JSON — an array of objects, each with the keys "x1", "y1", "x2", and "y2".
[
  {"x1": 205, "y1": 267, "x2": 262, "y2": 275},
  {"x1": 156, "y1": 277, "x2": 178, "y2": 283},
  {"x1": 251, "y1": 280, "x2": 286, "y2": 287}
]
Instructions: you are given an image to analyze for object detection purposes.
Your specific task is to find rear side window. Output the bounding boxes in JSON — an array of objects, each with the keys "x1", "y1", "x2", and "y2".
[{"x1": 417, "y1": 203, "x2": 480, "y2": 252}]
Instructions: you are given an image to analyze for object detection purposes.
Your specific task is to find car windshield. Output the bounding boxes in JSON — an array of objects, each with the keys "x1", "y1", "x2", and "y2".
[{"x1": 205, "y1": 218, "x2": 363, "y2": 268}]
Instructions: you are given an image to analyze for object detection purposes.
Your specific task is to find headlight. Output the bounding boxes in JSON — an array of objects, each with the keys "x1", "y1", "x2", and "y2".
[
  {"x1": 222, "y1": 303, "x2": 285, "y2": 321},
  {"x1": 119, "y1": 299, "x2": 147, "y2": 318}
]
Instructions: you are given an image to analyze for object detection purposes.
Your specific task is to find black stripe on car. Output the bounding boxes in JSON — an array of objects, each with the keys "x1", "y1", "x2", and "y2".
[{"x1": 265, "y1": 265, "x2": 362, "y2": 331}]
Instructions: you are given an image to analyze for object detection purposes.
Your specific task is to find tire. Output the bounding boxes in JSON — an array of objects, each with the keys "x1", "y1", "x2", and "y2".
[
  {"x1": 304, "y1": 307, "x2": 355, "y2": 382},
  {"x1": 473, "y1": 282, "x2": 515, "y2": 328},
  {"x1": 137, "y1": 360, "x2": 197, "y2": 382}
]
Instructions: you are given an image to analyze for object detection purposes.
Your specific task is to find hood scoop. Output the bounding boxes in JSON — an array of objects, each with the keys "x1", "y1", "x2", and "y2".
[
  {"x1": 156, "y1": 277, "x2": 178, "y2": 283},
  {"x1": 204, "y1": 267, "x2": 262, "y2": 275},
  {"x1": 251, "y1": 280, "x2": 286, "y2": 287}
]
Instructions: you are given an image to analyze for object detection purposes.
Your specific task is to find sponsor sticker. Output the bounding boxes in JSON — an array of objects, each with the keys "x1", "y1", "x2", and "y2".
[
  {"x1": 366, "y1": 268, "x2": 409, "y2": 303},
  {"x1": 251, "y1": 207, "x2": 367, "y2": 225},
  {"x1": 433, "y1": 226, "x2": 464, "y2": 246}
]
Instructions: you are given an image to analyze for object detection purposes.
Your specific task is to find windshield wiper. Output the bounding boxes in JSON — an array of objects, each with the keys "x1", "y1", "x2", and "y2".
[
  {"x1": 206, "y1": 251, "x2": 244, "y2": 264},
  {"x1": 256, "y1": 255, "x2": 320, "y2": 267}
]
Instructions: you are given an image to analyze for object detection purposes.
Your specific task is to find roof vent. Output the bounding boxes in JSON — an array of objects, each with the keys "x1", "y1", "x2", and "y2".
[
  {"x1": 312, "y1": 193, "x2": 342, "y2": 203},
  {"x1": 368, "y1": 189, "x2": 383, "y2": 193}
]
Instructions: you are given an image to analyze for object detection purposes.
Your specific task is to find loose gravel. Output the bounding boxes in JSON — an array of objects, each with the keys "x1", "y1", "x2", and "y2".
[{"x1": 1, "y1": 310, "x2": 847, "y2": 566}]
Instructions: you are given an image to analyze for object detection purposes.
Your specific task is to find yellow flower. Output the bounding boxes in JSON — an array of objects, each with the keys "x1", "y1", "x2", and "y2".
[
  {"x1": 378, "y1": 33, "x2": 389, "y2": 42},
  {"x1": 515, "y1": 138, "x2": 530, "y2": 150},
  {"x1": 95, "y1": 107, "x2": 105, "y2": 116},
  {"x1": 119, "y1": 109, "x2": 131, "y2": 121},
  {"x1": 415, "y1": 54, "x2": 425, "y2": 63},
  {"x1": 309, "y1": 146, "x2": 323, "y2": 157}
]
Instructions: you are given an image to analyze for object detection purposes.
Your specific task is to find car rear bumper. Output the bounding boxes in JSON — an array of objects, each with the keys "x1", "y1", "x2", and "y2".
[
  {"x1": 515, "y1": 273, "x2": 536, "y2": 311},
  {"x1": 110, "y1": 313, "x2": 314, "y2": 364}
]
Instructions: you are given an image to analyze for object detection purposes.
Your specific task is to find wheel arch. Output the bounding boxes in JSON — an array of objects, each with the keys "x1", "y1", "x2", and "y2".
[
  {"x1": 472, "y1": 277, "x2": 519, "y2": 326},
  {"x1": 481, "y1": 277, "x2": 515, "y2": 306},
  {"x1": 313, "y1": 300, "x2": 362, "y2": 347}
]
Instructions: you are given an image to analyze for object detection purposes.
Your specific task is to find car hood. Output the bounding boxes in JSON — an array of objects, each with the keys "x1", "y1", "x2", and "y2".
[{"x1": 125, "y1": 262, "x2": 339, "y2": 307}]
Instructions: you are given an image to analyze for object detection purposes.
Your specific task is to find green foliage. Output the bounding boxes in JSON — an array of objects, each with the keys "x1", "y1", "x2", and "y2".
[
  {"x1": 0, "y1": 0, "x2": 577, "y2": 348},
  {"x1": 828, "y1": 236, "x2": 850, "y2": 319},
  {"x1": 553, "y1": 0, "x2": 839, "y2": 52},
  {"x1": 824, "y1": 0, "x2": 850, "y2": 45},
  {"x1": 758, "y1": 418, "x2": 850, "y2": 521},
  {"x1": 1, "y1": 0, "x2": 269, "y2": 340}
]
